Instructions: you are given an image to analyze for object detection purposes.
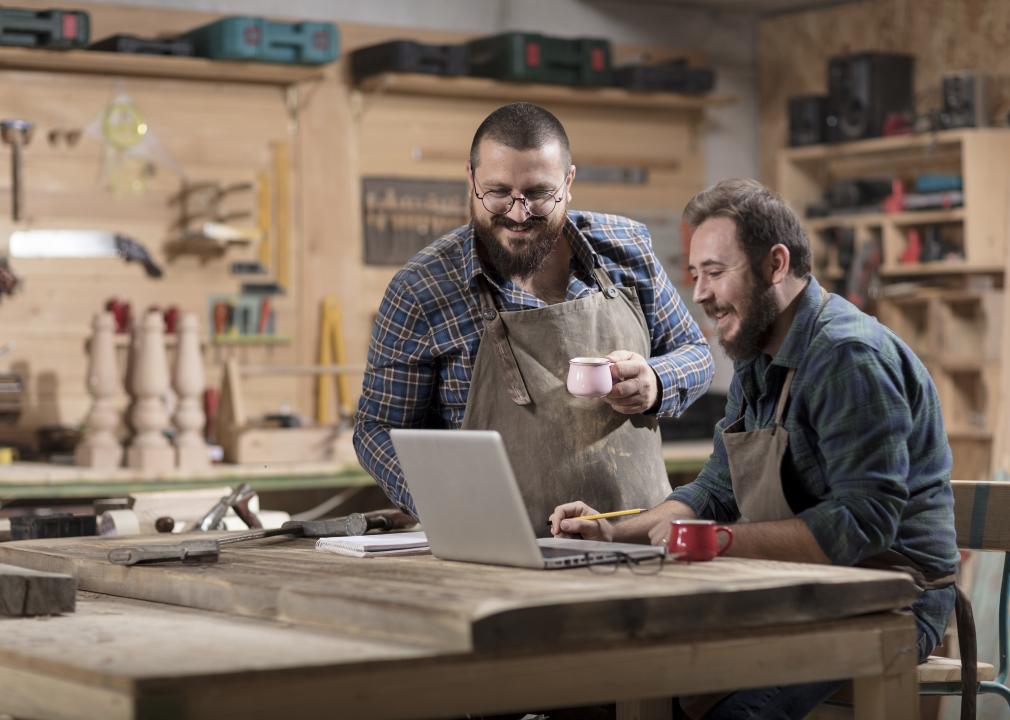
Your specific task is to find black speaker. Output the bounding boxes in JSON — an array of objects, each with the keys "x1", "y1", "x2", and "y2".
[
  {"x1": 941, "y1": 71, "x2": 988, "y2": 128},
  {"x1": 788, "y1": 95, "x2": 828, "y2": 146},
  {"x1": 826, "y1": 52, "x2": 915, "y2": 141}
]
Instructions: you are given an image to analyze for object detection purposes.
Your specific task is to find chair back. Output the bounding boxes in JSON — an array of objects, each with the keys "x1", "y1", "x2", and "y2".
[{"x1": 951, "y1": 481, "x2": 1010, "y2": 552}]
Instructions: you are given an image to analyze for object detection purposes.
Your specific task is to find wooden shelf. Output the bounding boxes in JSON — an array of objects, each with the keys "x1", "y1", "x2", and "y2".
[
  {"x1": 939, "y1": 358, "x2": 986, "y2": 373},
  {"x1": 880, "y1": 261, "x2": 1003, "y2": 277},
  {"x1": 806, "y1": 213, "x2": 887, "y2": 230},
  {"x1": 0, "y1": 46, "x2": 325, "y2": 86},
  {"x1": 356, "y1": 72, "x2": 735, "y2": 111},
  {"x1": 806, "y1": 208, "x2": 965, "y2": 231},
  {"x1": 211, "y1": 335, "x2": 291, "y2": 346},
  {"x1": 948, "y1": 428, "x2": 993, "y2": 441},
  {"x1": 890, "y1": 208, "x2": 965, "y2": 226},
  {"x1": 781, "y1": 129, "x2": 979, "y2": 162}
]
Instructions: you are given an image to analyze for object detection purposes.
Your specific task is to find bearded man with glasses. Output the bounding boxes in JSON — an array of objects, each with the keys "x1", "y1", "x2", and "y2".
[{"x1": 355, "y1": 102, "x2": 713, "y2": 535}]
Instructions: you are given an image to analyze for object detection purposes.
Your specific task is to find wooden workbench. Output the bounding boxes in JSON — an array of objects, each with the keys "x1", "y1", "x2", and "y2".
[
  {"x1": 0, "y1": 459, "x2": 373, "y2": 500},
  {"x1": 0, "y1": 441, "x2": 714, "y2": 500},
  {"x1": 0, "y1": 535, "x2": 921, "y2": 719}
]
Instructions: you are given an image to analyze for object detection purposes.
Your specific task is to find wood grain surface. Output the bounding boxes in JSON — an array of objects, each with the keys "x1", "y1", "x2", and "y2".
[{"x1": 0, "y1": 535, "x2": 918, "y2": 652}]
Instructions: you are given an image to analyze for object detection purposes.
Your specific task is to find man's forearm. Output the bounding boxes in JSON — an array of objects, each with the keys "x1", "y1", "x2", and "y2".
[
  {"x1": 724, "y1": 517, "x2": 830, "y2": 564},
  {"x1": 612, "y1": 499, "x2": 697, "y2": 544}
]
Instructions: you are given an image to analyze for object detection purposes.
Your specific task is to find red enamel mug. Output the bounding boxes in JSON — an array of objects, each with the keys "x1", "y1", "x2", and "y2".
[{"x1": 667, "y1": 519, "x2": 733, "y2": 562}]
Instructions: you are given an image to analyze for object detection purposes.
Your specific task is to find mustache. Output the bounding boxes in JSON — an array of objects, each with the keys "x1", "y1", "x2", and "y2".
[
  {"x1": 701, "y1": 301, "x2": 730, "y2": 318},
  {"x1": 491, "y1": 215, "x2": 547, "y2": 232}
]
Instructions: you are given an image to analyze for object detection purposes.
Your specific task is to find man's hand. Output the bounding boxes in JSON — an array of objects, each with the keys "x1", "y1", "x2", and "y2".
[
  {"x1": 549, "y1": 501, "x2": 615, "y2": 542},
  {"x1": 604, "y1": 350, "x2": 660, "y2": 415}
]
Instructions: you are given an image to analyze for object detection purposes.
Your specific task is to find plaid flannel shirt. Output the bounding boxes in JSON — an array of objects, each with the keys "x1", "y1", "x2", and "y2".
[
  {"x1": 669, "y1": 275, "x2": 959, "y2": 646},
  {"x1": 354, "y1": 210, "x2": 714, "y2": 516}
]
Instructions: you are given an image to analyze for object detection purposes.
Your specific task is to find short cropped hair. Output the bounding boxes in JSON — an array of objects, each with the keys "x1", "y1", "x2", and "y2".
[
  {"x1": 683, "y1": 178, "x2": 812, "y2": 279},
  {"x1": 469, "y1": 102, "x2": 572, "y2": 169}
]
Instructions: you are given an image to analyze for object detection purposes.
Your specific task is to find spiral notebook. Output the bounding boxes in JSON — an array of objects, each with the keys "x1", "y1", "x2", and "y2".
[{"x1": 315, "y1": 531, "x2": 430, "y2": 558}]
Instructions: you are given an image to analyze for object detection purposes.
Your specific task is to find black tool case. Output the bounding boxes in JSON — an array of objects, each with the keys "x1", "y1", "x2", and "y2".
[
  {"x1": 465, "y1": 32, "x2": 611, "y2": 86},
  {"x1": 613, "y1": 59, "x2": 715, "y2": 94},
  {"x1": 613, "y1": 59, "x2": 688, "y2": 91},
  {"x1": 89, "y1": 34, "x2": 194, "y2": 56},
  {"x1": 0, "y1": 6, "x2": 90, "y2": 49},
  {"x1": 350, "y1": 39, "x2": 467, "y2": 83}
]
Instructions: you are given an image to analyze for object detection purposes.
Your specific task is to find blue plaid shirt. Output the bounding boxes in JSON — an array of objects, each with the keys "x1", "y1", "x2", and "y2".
[
  {"x1": 354, "y1": 210, "x2": 714, "y2": 515},
  {"x1": 670, "y1": 276, "x2": 959, "y2": 646}
]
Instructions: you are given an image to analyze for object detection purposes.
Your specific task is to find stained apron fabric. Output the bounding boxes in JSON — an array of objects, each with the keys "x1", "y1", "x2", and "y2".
[{"x1": 461, "y1": 267, "x2": 671, "y2": 536}]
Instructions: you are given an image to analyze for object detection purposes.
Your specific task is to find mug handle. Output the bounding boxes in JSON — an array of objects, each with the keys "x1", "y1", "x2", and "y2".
[{"x1": 716, "y1": 526, "x2": 734, "y2": 556}]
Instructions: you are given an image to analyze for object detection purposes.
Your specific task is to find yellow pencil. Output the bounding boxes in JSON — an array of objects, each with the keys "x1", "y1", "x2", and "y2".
[{"x1": 563, "y1": 508, "x2": 645, "y2": 523}]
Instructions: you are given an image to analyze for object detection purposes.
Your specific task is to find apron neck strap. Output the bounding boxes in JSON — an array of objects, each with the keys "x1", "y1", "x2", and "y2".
[
  {"x1": 592, "y1": 266, "x2": 615, "y2": 290},
  {"x1": 475, "y1": 274, "x2": 499, "y2": 315},
  {"x1": 762, "y1": 285, "x2": 832, "y2": 427}
]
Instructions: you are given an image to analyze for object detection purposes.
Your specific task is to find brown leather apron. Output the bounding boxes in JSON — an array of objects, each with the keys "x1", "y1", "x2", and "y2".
[
  {"x1": 461, "y1": 267, "x2": 671, "y2": 537},
  {"x1": 685, "y1": 288, "x2": 977, "y2": 720}
]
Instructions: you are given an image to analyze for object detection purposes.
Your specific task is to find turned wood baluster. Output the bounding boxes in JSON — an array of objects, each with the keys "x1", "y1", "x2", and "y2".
[
  {"x1": 75, "y1": 311, "x2": 123, "y2": 468},
  {"x1": 173, "y1": 312, "x2": 209, "y2": 470},
  {"x1": 126, "y1": 310, "x2": 174, "y2": 472}
]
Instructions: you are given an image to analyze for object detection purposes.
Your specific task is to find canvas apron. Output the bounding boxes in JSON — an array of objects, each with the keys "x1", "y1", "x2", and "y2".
[
  {"x1": 461, "y1": 267, "x2": 671, "y2": 537},
  {"x1": 686, "y1": 288, "x2": 977, "y2": 720}
]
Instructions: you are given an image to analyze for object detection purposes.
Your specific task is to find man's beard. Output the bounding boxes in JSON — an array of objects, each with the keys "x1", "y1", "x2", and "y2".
[
  {"x1": 704, "y1": 274, "x2": 779, "y2": 361},
  {"x1": 472, "y1": 205, "x2": 563, "y2": 281}
]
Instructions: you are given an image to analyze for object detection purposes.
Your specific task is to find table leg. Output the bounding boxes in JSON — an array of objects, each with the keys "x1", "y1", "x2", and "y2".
[
  {"x1": 853, "y1": 619, "x2": 919, "y2": 720},
  {"x1": 616, "y1": 697, "x2": 672, "y2": 720}
]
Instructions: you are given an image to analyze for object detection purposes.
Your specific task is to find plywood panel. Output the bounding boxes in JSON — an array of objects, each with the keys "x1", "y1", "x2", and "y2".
[
  {"x1": 0, "y1": 2, "x2": 715, "y2": 452},
  {"x1": 759, "y1": 0, "x2": 1010, "y2": 187}
]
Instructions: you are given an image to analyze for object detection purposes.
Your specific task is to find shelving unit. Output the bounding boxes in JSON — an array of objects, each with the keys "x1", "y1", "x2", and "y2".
[
  {"x1": 779, "y1": 129, "x2": 1010, "y2": 480},
  {"x1": 0, "y1": 45, "x2": 324, "y2": 85},
  {"x1": 355, "y1": 72, "x2": 734, "y2": 111},
  {"x1": 780, "y1": 129, "x2": 1010, "y2": 279}
]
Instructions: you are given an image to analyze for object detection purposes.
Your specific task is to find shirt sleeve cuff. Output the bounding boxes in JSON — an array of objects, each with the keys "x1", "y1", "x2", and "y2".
[
  {"x1": 647, "y1": 356, "x2": 685, "y2": 416},
  {"x1": 667, "y1": 483, "x2": 712, "y2": 518},
  {"x1": 796, "y1": 503, "x2": 857, "y2": 566}
]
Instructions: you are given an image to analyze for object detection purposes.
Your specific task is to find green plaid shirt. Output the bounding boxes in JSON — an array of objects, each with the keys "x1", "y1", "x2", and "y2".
[{"x1": 670, "y1": 275, "x2": 958, "y2": 647}]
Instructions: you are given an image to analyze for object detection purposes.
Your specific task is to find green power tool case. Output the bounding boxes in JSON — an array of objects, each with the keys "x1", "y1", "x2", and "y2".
[
  {"x1": 465, "y1": 32, "x2": 611, "y2": 86},
  {"x1": 182, "y1": 16, "x2": 339, "y2": 65}
]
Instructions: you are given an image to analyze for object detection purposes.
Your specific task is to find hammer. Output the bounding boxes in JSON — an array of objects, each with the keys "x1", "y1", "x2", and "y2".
[{"x1": 0, "y1": 120, "x2": 34, "y2": 222}]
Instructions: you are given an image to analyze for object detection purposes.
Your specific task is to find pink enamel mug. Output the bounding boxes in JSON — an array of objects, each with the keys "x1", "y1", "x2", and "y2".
[{"x1": 567, "y1": 357, "x2": 614, "y2": 398}]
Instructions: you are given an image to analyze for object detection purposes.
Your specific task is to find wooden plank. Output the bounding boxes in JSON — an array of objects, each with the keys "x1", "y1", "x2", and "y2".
[
  {"x1": 0, "y1": 563, "x2": 75, "y2": 616},
  {"x1": 951, "y1": 480, "x2": 1010, "y2": 551},
  {"x1": 852, "y1": 616, "x2": 919, "y2": 720},
  {"x1": 358, "y1": 72, "x2": 735, "y2": 111},
  {"x1": 0, "y1": 539, "x2": 918, "y2": 654},
  {"x1": 0, "y1": 46, "x2": 323, "y2": 85},
  {"x1": 0, "y1": 593, "x2": 916, "y2": 720}
]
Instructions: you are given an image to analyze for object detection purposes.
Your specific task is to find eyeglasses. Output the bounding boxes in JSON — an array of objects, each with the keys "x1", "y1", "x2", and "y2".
[
  {"x1": 586, "y1": 550, "x2": 665, "y2": 576},
  {"x1": 471, "y1": 173, "x2": 567, "y2": 218}
]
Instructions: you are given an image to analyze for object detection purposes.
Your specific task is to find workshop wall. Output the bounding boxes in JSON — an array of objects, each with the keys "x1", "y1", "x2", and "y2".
[
  {"x1": 759, "y1": 0, "x2": 1010, "y2": 188},
  {"x1": 0, "y1": 0, "x2": 736, "y2": 447}
]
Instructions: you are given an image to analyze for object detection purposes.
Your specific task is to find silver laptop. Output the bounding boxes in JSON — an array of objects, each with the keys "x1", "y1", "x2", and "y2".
[{"x1": 390, "y1": 428, "x2": 666, "y2": 570}]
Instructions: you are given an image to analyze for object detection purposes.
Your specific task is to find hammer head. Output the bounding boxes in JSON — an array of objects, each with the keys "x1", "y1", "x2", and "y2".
[{"x1": 0, "y1": 120, "x2": 34, "y2": 146}]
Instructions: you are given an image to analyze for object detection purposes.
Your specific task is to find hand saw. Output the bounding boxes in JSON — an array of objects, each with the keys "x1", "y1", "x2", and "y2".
[{"x1": 8, "y1": 229, "x2": 163, "y2": 277}]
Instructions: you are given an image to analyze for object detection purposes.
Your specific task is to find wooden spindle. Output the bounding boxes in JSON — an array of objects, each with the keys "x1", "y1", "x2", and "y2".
[
  {"x1": 126, "y1": 310, "x2": 174, "y2": 472},
  {"x1": 75, "y1": 311, "x2": 123, "y2": 468},
  {"x1": 173, "y1": 312, "x2": 209, "y2": 470}
]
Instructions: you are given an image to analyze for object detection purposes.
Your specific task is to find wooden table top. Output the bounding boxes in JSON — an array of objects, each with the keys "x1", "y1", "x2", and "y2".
[{"x1": 0, "y1": 533, "x2": 919, "y2": 654}]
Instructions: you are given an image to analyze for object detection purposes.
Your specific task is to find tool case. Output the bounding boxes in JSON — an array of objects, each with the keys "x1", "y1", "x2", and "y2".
[
  {"x1": 350, "y1": 39, "x2": 467, "y2": 83},
  {"x1": 613, "y1": 59, "x2": 715, "y2": 94},
  {"x1": 89, "y1": 33, "x2": 193, "y2": 56},
  {"x1": 465, "y1": 32, "x2": 611, "y2": 86},
  {"x1": 11, "y1": 514, "x2": 97, "y2": 540},
  {"x1": 0, "y1": 6, "x2": 89, "y2": 49},
  {"x1": 181, "y1": 16, "x2": 339, "y2": 65}
]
